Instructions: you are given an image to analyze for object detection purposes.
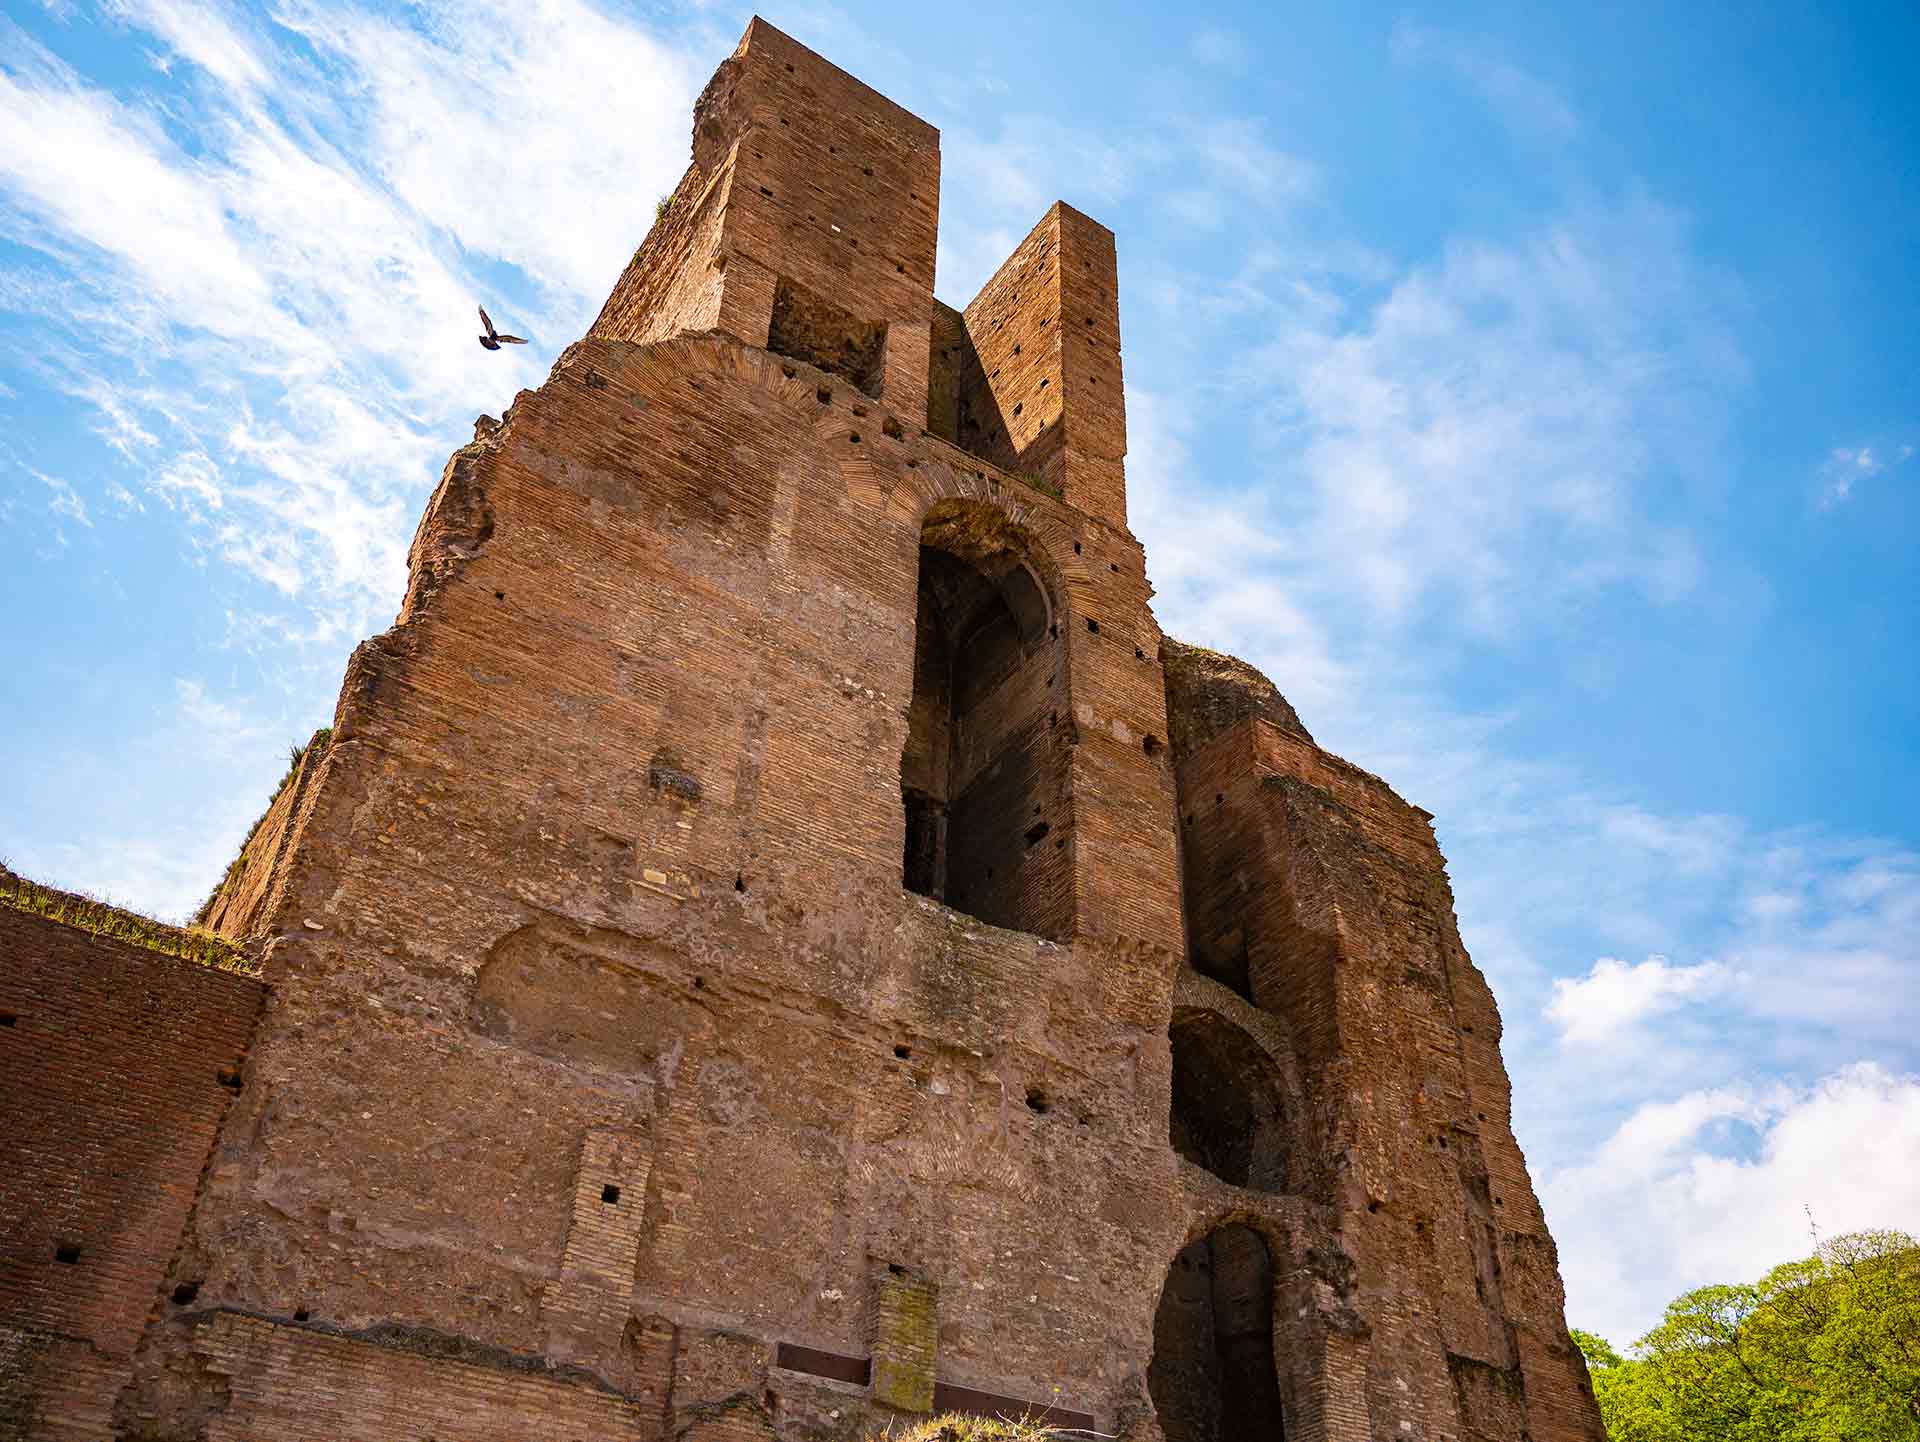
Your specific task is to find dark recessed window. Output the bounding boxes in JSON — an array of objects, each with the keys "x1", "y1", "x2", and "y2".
[{"x1": 602, "y1": 1183, "x2": 622, "y2": 1205}]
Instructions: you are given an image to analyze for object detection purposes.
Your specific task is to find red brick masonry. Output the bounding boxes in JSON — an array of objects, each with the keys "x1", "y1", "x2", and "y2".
[{"x1": 1, "y1": 17, "x2": 1606, "y2": 1442}]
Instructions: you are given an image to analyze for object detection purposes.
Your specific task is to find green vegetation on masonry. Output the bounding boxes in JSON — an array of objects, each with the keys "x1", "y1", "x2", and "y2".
[
  {"x1": 870, "y1": 1417, "x2": 1066, "y2": 1442},
  {"x1": 654, "y1": 193, "x2": 673, "y2": 224},
  {"x1": 0, "y1": 864, "x2": 254, "y2": 977},
  {"x1": 1576, "y1": 1229, "x2": 1920, "y2": 1441},
  {"x1": 193, "y1": 727, "x2": 333, "y2": 926},
  {"x1": 1013, "y1": 469, "x2": 1065, "y2": 501}
]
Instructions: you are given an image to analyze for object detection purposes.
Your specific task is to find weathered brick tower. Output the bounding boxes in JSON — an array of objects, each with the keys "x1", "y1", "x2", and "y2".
[{"x1": 0, "y1": 19, "x2": 1607, "y2": 1442}]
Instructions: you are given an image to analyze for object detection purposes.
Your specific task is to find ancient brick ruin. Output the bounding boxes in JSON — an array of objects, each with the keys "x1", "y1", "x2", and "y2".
[{"x1": 1, "y1": 19, "x2": 1607, "y2": 1441}]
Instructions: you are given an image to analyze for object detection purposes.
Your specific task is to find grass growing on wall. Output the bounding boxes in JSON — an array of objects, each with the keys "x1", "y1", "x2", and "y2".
[
  {"x1": 193, "y1": 727, "x2": 332, "y2": 925},
  {"x1": 873, "y1": 1418, "x2": 1069, "y2": 1441},
  {"x1": 0, "y1": 864, "x2": 255, "y2": 976}
]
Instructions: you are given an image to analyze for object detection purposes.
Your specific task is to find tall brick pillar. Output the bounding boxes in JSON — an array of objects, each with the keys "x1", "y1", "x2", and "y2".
[
  {"x1": 592, "y1": 17, "x2": 940, "y2": 431},
  {"x1": 955, "y1": 203, "x2": 1129, "y2": 527}
]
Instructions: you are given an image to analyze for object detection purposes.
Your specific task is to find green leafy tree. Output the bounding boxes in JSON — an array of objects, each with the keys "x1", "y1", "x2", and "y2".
[
  {"x1": 1578, "y1": 1230, "x2": 1920, "y2": 1441},
  {"x1": 1575, "y1": 1324, "x2": 1675, "y2": 1441}
]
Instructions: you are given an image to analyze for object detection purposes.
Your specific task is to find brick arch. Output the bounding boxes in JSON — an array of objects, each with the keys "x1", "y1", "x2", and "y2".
[
  {"x1": 1167, "y1": 1005, "x2": 1301, "y2": 1196},
  {"x1": 899, "y1": 490, "x2": 1077, "y2": 941},
  {"x1": 1169, "y1": 972, "x2": 1317, "y2": 1181},
  {"x1": 1149, "y1": 1205, "x2": 1345, "y2": 1442},
  {"x1": 882, "y1": 458, "x2": 1099, "y2": 612},
  {"x1": 608, "y1": 330, "x2": 831, "y2": 414},
  {"x1": 660, "y1": 329, "x2": 1102, "y2": 611},
  {"x1": 1148, "y1": 1217, "x2": 1290, "y2": 1442}
]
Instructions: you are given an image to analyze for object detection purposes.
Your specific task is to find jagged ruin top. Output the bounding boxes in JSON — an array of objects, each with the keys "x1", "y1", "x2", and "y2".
[{"x1": 1159, "y1": 637, "x2": 1314, "y2": 755}]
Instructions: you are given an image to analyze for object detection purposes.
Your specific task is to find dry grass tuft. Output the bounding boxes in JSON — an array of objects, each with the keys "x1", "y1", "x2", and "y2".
[
  {"x1": 0, "y1": 863, "x2": 255, "y2": 976},
  {"x1": 873, "y1": 1416, "x2": 1070, "y2": 1442},
  {"x1": 192, "y1": 727, "x2": 332, "y2": 925}
]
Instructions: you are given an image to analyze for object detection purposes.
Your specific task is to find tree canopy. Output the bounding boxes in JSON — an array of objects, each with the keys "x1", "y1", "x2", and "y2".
[{"x1": 1577, "y1": 1230, "x2": 1920, "y2": 1441}]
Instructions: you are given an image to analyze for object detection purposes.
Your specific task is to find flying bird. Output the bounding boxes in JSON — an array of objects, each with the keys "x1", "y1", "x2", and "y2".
[{"x1": 477, "y1": 305, "x2": 528, "y2": 351}]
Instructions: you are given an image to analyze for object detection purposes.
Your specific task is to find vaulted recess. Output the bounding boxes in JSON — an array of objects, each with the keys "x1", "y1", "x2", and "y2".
[
  {"x1": 1149, "y1": 1224, "x2": 1287, "y2": 1442},
  {"x1": 1168, "y1": 1010, "x2": 1292, "y2": 1193},
  {"x1": 901, "y1": 501, "x2": 1071, "y2": 939}
]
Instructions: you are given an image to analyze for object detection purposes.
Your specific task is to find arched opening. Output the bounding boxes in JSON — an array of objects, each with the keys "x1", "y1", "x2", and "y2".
[
  {"x1": 1169, "y1": 1011, "x2": 1291, "y2": 1193},
  {"x1": 1150, "y1": 1224, "x2": 1286, "y2": 1442},
  {"x1": 901, "y1": 501, "x2": 1070, "y2": 939}
]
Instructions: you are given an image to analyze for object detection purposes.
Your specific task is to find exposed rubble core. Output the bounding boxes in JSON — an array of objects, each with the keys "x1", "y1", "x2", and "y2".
[{"x1": 0, "y1": 17, "x2": 1605, "y2": 1442}]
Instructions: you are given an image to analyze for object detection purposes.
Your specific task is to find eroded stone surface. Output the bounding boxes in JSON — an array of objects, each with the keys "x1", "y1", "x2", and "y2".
[{"x1": 1, "y1": 17, "x2": 1605, "y2": 1442}]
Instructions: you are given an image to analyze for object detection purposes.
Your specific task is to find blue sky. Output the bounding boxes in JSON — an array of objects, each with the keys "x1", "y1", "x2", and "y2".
[{"x1": 1, "y1": 0, "x2": 1915, "y2": 1346}]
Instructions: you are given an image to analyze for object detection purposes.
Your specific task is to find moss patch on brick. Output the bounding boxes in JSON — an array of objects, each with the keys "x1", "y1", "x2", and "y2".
[
  {"x1": 1012, "y1": 469, "x2": 1064, "y2": 501},
  {"x1": 0, "y1": 864, "x2": 254, "y2": 976}
]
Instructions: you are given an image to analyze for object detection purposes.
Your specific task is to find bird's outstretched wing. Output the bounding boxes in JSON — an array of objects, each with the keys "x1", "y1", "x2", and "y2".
[
  {"x1": 478, "y1": 304, "x2": 498, "y2": 340},
  {"x1": 495, "y1": 333, "x2": 529, "y2": 345}
]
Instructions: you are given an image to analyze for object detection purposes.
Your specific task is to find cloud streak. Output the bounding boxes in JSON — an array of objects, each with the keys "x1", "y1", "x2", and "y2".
[
  {"x1": 1544, "y1": 1063, "x2": 1920, "y2": 1343},
  {"x1": 1390, "y1": 21, "x2": 1579, "y2": 138},
  {"x1": 1817, "y1": 441, "x2": 1911, "y2": 509},
  {"x1": 0, "y1": 0, "x2": 703, "y2": 645},
  {"x1": 1548, "y1": 955, "x2": 1735, "y2": 1044}
]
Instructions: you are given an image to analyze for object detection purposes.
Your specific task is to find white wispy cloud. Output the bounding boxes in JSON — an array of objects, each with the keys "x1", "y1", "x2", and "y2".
[
  {"x1": 1817, "y1": 441, "x2": 1912, "y2": 509},
  {"x1": 1544, "y1": 1063, "x2": 1920, "y2": 1344},
  {"x1": 936, "y1": 108, "x2": 1314, "y2": 300},
  {"x1": 1548, "y1": 955, "x2": 1736, "y2": 1044},
  {"x1": 1189, "y1": 27, "x2": 1245, "y2": 70},
  {"x1": 1390, "y1": 21, "x2": 1579, "y2": 138},
  {"x1": 1133, "y1": 191, "x2": 1745, "y2": 647},
  {"x1": 174, "y1": 676, "x2": 257, "y2": 737},
  {"x1": 106, "y1": 0, "x2": 273, "y2": 97},
  {"x1": 39, "y1": 469, "x2": 91, "y2": 530},
  {"x1": 0, "y1": 0, "x2": 703, "y2": 644},
  {"x1": 278, "y1": 0, "x2": 704, "y2": 304},
  {"x1": 1184, "y1": 117, "x2": 1317, "y2": 208},
  {"x1": 1271, "y1": 197, "x2": 1742, "y2": 628}
]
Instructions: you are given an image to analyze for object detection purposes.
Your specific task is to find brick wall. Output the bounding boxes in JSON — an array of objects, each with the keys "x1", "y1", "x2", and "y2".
[
  {"x1": 196, "y1": 1313, "x2": 658, "y2": 1440},
  {"x1": 956, "y1": 204, "x2": 1128, "y2": 525},
  {"x1": 201, "y1": 733, "x2": 326, "y2": 938},
  {"x1": 136, "y1": 19, "x2": 1603, "y2": 1442},
  {"x1": 0, "y1": 909, "x2": 262, "y2": 1431},
  {"x1": 1161, "y1": 651, "x2": 1607, "y2": 1441},
  {"x1": 593, "y1": 18, "x2": 939, "y2": 430}
]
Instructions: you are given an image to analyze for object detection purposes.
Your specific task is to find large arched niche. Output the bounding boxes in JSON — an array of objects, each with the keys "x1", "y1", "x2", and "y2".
[
  {"x1": 900, "y1": 498, "x2": 1071, "y2": 940},
  {"x1": 1168, "y1": 1008, "x2": 1294, "y2": 1193},
  {"x1": 1149, "y1": 1221, "x2": 1288, "y2": 1442}
]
